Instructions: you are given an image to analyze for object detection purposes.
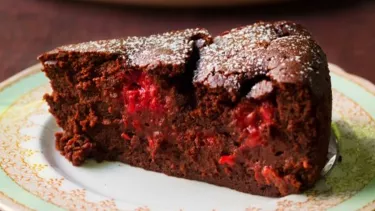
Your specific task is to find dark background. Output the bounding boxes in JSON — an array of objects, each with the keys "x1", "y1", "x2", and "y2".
[{"x1": 1, "y1": 0, "x2": 375, "y2": 83}]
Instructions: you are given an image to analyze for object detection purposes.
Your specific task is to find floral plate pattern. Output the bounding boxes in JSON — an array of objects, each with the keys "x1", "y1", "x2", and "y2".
[{"x1": 0, "y1": 63, "x2": 374, "y2": 211}]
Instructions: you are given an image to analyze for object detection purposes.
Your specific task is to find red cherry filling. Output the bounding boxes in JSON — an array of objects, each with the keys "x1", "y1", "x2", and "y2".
[
  {"x1": 219, "y1": 155, "x2": 235, "y2": 166},
  {"x1": 218, "y1": 102, "x2": 275, "y2": 166},
  {"x1": 121, "y1": 71, "x2": 171, "y2": 138},
  {"x1": 234, "y1": 102, "x2": 275, "y2": 148},
  {"x1": 244, "y1": 127, "x2": 261, "y2": 147},
  {"x1": 122, "y1": 72, "x2": 164, "y2": 114}
]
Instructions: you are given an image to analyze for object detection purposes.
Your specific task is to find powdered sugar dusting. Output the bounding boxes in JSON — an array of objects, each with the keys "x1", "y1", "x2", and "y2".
[
  {"x1": 57, "y1": 39, "x2": 127, "y2": 54},
  {"x1": 125, "y1": 28, "x2": 209, "y2": 67},
  {"x1": 195, "y1": 21, "x2": 326, "y2": 92},
  {"x1": 51, "y1": 28, "x2": 210, "y2": 71}
]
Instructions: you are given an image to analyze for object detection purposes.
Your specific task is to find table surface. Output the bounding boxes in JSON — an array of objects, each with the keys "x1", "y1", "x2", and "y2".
[{"x1": 1, "y1": 0, "x2": 375, "y2": 84}]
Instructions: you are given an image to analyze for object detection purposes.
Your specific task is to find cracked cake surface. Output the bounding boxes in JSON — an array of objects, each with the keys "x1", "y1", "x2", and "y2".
[
  {"x1": 194, "y1": 22, "x2": 329, "y2": 99},
  {"x1": 39, "y1": 22, "x2": 332, "y2": 197}
]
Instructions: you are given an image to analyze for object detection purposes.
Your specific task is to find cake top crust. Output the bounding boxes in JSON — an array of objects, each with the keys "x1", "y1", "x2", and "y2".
[
  {"x1": 124, "y1": 28, "x2": 209, "y2": 68},
  {"x1": 39, "y1": 28, "x2": 211, "y2": 74},
  {"x1": 39, "y1": 22, "x2": 329, "y2": 98},
  {"x1": 50, "y1": 39, "x2": 127, "y2": 54},
  {"x1": 193, "y1": 21, "x2": 329, "y2": 98}
]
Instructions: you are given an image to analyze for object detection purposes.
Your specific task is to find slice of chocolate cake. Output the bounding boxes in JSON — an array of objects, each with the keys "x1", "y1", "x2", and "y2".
[{"x1": 38, "y1": 22, "x2": 332, "y2": 197}]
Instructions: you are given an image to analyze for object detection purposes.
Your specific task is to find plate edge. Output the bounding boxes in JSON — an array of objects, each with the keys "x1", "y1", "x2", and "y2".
[
  {"x1": 0, "y1": 64, "x2": 43, "y2": 92},
  {"x1": 329, "y1": 63, "x2": 375, "y2": 95}
]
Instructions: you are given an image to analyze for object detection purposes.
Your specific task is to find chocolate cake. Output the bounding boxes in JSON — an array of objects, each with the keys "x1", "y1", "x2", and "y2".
[{"x1": 38, "y1": 21, "x2": 332, "y2": 197}]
